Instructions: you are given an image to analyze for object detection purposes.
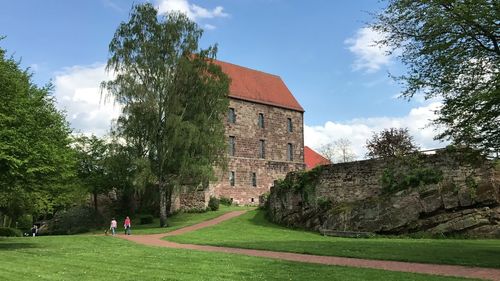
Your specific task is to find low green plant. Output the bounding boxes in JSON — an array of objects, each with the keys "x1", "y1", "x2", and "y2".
[
  {"x1": 16, "y1": 214, "x2": 33, "y2": 231},
  {"x1": 316, "y1": 196, "x2": 333, "y2": 210},
  {"x1": 380, "y1": 153, "x2": 443, "y2": 194},
  {"x1": 219, "y1": 197, "x2": 232, "y2": 206},
  {"x1": 274, "y1": 165, "x2": 324, "y2": 204},
  {"x1": 49, "y1": 206, "x2": 104, "y2": 235},
  {"x1": 183, "y1": 207, "x2": 208, "y2": 213},
  {"x1": 0, "y1": 227, "x2": 22, "y2": 237},
  {"x1": 208, "y1": 196, "x2": 219, "y2": 211},
  {"x1": 139, "y1": 215, "x2": 154, "y2": 225},
  {"x1": 465, "y1": 175, "x2": 478, "y2": 199}
]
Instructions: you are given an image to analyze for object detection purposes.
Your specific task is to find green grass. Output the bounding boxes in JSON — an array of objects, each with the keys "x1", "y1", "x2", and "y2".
[
  {"x1": 89, "y1": 205, "x2": 252, "y2": 235},
  {"x1": 0, "y1": 236, "x2": 473, "y2": 281},
  {"x1": 132, "y1": 205, "x2": 253, "y2": 235},
  {"x1": 166, "y1": 210, "x2": 500, "y2": 269}
]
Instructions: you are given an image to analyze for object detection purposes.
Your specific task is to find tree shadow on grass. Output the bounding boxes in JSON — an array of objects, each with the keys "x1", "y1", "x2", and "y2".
[{"x1": 0, "y1": 240, "x2": 39, "y2": 251}]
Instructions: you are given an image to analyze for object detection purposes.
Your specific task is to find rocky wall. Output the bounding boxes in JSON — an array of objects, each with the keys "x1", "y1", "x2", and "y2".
[{"x1": 268, "y1": 151, "x2": 500, "y2": 238}]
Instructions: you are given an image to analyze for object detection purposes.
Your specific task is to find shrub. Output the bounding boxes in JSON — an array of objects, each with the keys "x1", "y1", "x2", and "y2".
[
  {"x1": 208, "y1": 196, "x2": 219, "y2": 211},
  {"x1": 381, "y1": 166, "x2": 443, "y2": 194},
  {"x1": 49, "y1": 206, "x2": 104, "y2": 235},
  {"x1": 316, "y1": 196, "x2": 332, "y2": 210},
  {"x1": 184, "y1": 207, "x2": 207, "y2": 213},
  {"x1": 0, "y1": 227, "x2": 22, "y2": 237},
  {"x1": 16, "y1": 214, "x2": 33, "y2": 231},
  {"x1": 219, "y1": 197, "x2": 233, "y2": 206},
  {"x1": 139, "y1": 215, "x2": 154, "y2": 225},
  {"x1": 259, "y1": 192, "x2": 270, "y2": 210}
]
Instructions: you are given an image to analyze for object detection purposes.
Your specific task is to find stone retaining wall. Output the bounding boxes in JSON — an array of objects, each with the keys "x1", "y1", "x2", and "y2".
[{"x1": 267, "y1": 151, "x2": 500, "y2": 238}]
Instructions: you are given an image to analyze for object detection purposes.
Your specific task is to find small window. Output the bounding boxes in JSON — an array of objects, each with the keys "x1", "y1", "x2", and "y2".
[
  {"x1": 287, "y1": 143, "x2": 293, "y2": 161},
  {"x1": 229, "y1": 171, "x2": 235, "y2": 186},
  {"x1": 251, "y1": 172, "x2": 257, "y2": 187},
  {"x1": 229, "y1": 136, "x2": 235, "y2": 156},
  {"x1": 228, "y1": 108, "x2": 236, "y2": 123},
  {"x1": 259, "y1": 140, "x2": 266, "y2": 159},
  {"x1": 287, "y1": 118, "x2": 293, "y2": 132},
  {"x1": 251, "y1": 198, "x2": 255, "y2": 203},
  {"x1": 258, "y1": 113, "x2": 265, "y2": 128}
]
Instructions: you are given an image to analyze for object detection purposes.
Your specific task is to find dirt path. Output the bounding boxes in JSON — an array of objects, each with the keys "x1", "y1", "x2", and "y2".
[{"x1": 118, "y1": 211, "x2": 500, "y2": 281}]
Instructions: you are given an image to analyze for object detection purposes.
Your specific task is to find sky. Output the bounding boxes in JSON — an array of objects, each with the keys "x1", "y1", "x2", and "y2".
[{"x1": 0, "y1": 0, "x2": 447, "y2": 158}]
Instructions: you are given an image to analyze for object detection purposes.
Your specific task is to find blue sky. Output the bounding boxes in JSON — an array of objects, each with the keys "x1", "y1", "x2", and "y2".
[{"x1": 0, "y1": 0, "x2": 444, "y2": 158}]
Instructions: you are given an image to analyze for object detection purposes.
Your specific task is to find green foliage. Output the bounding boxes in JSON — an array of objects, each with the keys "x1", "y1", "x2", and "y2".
[
  {"x1": 0, "y1": 227, "x2": 22, "y2": 237},
  {"x1": 373, "y1": 1, "x2": 499, "y2": 155},
  {"x1": 0, "y1": 42, "x2": 80, "y2": 220},
  {"x1": 316, "y1": 196, "x2": 333, "y2": 210},
  {"x1": 73, "y1": 135, "x2": 114, "y2": 211},
  {"x1": 139, "y1": 215, "x2": 154, "y2": 225},
  {"x1": 366, "y1": 128, "x2": 419, "y2": 159},
  {"x1": 49, "y1": 206, "x2": 104, "y2": 235},
  {"x1": 183, "y1": 207, "x2": 208, "y2": 213},
  {"x1": 15, "y1": 214, "x2": 33, "y2": 231},
  {"x1": 208, "y1": 196, "x2": 219, "y2": 211},
  {"x1": 219, "y1": 197, "x2": 233, "y2": 206},
  {"x1": 275, "y1": 165, "x2": 323, "y2": 192},
  {"x1": 465, "y1": 175, "x2": 478, "y2": 199},
  {"x1": 380, "y1": 155, "x2": 444, "y2": 194},
  {"x1": 102, "y1": 3, "x2": 231, "y2": 226},
  {"x1": 274, "y1": 166, "x2": 323, "y2": 204}
]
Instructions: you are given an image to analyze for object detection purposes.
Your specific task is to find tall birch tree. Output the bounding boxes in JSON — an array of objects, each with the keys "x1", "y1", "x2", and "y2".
[{"x1": 102, "y1": 4, "x2": 230, "y2": 226}]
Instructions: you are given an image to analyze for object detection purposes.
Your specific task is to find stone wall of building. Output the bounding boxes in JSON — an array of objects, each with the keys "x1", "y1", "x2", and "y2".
[
  {"x1": 210, "y1": 98, "x2": 305, "y2": 205},
  {"x1": 267, "y1": 151, "x2": 500, "y2": 238},
  {"x1": 171, "y1": 187, "x2": 209, "y2": 213}
]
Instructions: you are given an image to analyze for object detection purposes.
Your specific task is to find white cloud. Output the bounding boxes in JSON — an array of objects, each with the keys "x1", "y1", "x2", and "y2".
[
  {"x1": 345, "y1": 27, "x2": 392, "y2": 73},
  {"x1": 157, "y1": 0, "x2": 228, "y2": 21},
  {"x1": 204, "y1": 24, "x2": 216, "y2": 30},
  {"x1": 53, "y1": 63, "x2": 121, "y2": 137},
  {"x1": 305, "y1": 102, "x2": 447, "y2": 159}
]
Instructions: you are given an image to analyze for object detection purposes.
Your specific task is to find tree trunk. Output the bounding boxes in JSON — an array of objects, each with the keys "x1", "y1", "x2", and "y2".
[
  {"x1": 93, "y1": 191, "x2": 99, "y2": 212},
  {"x1": 159, "y1": 180, "x2": 168, "y2": 227},
  {"x1": 166, "y1": 186, "x2": 173, "y2": 216}
]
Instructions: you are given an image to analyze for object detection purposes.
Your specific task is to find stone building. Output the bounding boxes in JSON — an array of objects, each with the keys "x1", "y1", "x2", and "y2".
[{"x1": 209, "y1": 60, "x2": 306, "y2": 205}]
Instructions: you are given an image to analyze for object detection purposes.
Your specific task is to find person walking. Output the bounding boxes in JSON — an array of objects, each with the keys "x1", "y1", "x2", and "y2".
[
  {"x1": 31, "y1": 225, "x2": 37, "y2": 237},
  {"x1": 110, "y1": 218, "x2": 117, "y2": 236},
  {"x1": 124, "y1": 216, "x2": 131, "y2": 235}
]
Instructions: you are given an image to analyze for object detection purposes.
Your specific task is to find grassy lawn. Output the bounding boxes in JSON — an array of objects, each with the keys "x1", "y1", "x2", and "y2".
[
  {"x1": 0, "y1": 236, "x2": 474, "y2": 281},
  {"x1": 166, "y1": 210, "x2": 500, "y2": 269},
  {"x1": 89, "y1": 205, "x2": 252, "y2": 235}
]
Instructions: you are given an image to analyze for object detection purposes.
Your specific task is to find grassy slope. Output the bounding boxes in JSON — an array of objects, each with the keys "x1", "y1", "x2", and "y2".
[
  {"x1": 166, "y1": 210, "x2": 500, "y2": 269},
  {"x1": 0, "y1": 236, "x2": 472, "y2": 281},
  {"x1": 90, "y1": 205, "x2": 252, "y2": 235}
]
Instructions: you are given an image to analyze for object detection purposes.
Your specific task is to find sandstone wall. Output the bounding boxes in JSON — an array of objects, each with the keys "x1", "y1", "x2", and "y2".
[{"x1": 268, "y1": 151, "x2": 500, "y2": 238}]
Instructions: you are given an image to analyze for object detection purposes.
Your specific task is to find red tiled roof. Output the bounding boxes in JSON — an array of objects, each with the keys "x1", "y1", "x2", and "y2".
[
  {"x1": 304, "y1": 146, "x2": 331, "y2": 170},
  {"x1": 214, "y1": 60, "x2": 304, "y2": 112}
]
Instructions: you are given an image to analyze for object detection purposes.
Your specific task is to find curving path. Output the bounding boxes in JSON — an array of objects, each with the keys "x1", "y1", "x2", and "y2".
[{"x1": 118, "y1": 211, "x2": 500, "y2": 281}]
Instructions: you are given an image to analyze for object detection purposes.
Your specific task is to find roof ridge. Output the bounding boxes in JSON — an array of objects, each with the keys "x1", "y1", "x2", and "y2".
[{"x1": 214, "y1": 59, "x2": 281, "y2": 79}]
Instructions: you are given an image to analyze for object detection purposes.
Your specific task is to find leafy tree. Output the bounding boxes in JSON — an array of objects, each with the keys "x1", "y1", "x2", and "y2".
[
  {"x1": 73, "y1": 135, "x2": 114, "y2": 212},
  {"x1": 366, "y1": 128, "x2": 419, "y2": 158},
  {"x1": 0, "y1": 42, "x2": 79, "y2": 224},
  {"x1": 372, "y1": 0, "x2": 499, "y2": 155},
  {"x1": 102, "y1": 4, "x2": 230, "y2": 227},
  {"x1": 319, "y1": 138, "x2": 357, "y2": 163}
]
